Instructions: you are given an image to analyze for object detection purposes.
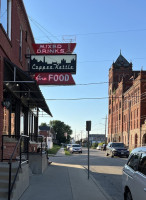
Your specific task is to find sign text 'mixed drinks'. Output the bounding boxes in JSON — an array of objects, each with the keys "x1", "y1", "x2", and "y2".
[{"x1": 32, "y1": 43, "x2": 76, "y2": 55}]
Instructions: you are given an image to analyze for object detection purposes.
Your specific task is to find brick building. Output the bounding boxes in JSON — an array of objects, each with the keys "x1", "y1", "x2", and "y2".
[
  {"x1": 108, "y1": 53, "x2": 146, "y2": 150},
  {"x1": 0, "y1": 1, "x2": 53, "y2": 198},
  {"x1": 0, "y1": 0, "x2": 52, "y2": 159},
  {"x1": 39, "y1": 125, "x2": 56, "y2": 139}
]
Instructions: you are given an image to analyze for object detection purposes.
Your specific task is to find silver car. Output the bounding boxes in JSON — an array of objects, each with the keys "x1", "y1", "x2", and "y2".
[
  {"x1": 70, "y1": 144, "x2": 82, "y2": 154},
  {"x1": 122, "y1": 146, "x2": 146, "y2": 200}
]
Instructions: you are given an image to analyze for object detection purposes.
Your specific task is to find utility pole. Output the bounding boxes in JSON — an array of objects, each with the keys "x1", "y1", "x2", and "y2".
[
  {"x1": 74, "y1": 130, "x2": 76, "y2": 142},
  {"x1": 102, "y1": 116, "x2": 107, "y2": 143},
  {"x1": 105, "y1": 115, "x2": 107, "y2": 144},
  {"x1": 80, "y1": 130, "x2": 83, "y2": 146}
]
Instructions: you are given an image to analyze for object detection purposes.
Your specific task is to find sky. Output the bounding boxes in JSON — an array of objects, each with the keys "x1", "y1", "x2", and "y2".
[{"x1": 23, "y1": 0, "x2": 146, "y2": 139}]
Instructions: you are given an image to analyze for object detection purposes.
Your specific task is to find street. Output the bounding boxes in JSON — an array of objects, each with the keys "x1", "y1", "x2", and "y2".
[{"x1": 51, "y1": 148, "x2": 127, "y2": 200}]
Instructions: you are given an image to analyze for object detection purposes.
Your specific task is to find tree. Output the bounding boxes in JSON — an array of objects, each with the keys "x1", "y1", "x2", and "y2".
[
  {"x1": 40, "y1": 122, "x2": 48, "y2": 126},
  {"x1": 49, "y1": 120, "x2": 72, "y2": 144}
]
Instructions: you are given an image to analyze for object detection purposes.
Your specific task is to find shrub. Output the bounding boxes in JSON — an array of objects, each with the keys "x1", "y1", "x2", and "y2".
[
  {"x1": 64, "y1": 149, "x2": 71, "y2": 155},
  {"x1": 92, "y1": 143, "x2": 98, "y2": 149},
  {"x1": 47, "y1": 145, "x2": 60, "y2": 154}
]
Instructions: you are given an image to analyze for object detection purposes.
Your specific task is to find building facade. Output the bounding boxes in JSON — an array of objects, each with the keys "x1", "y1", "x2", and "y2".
[
  {"x1": 108, "y1": 53, "x2": 146, "y2": 150},
  {"x1": 0, "y1": 0, "x2": 52, "y2": 159},
  {"x1": 89, "y1": 134, "x2": 106, "y2": 144},
  {"x1": 39, "y1": 125, "x2": 56, "y2": 140}
]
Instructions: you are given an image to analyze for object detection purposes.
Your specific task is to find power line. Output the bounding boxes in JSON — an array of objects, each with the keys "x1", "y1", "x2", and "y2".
[
  {"x1": 63, "y1": 28, "x2": 146, "y2": 36},
  {"x1": 40, "y1": 81, "x2": 109, "y2": 87},
  {"x1": 40, "y1": 78, "x2": 146, "y2": 87},
  {"x1": 45, "y1": 97, "x2": 109, "y2": 101},
  {"x1": 44, "y1": 96, "x2": 143, "y2": 101},
  {"x1": 28, "y1": 15, "x2": 62, "y2": 43},
  {"x1": 34, "y1": 28, "x2": 146, "y2": 38},
  {"x1": 25, "y1": 15, "x2": 146, "y2": 42},
  {"x1": 43, "y1": 91, "x2": 146, "y2": 102},
  {"x1": 78, "y1": 57, "x2": 146, "y2": 64}
]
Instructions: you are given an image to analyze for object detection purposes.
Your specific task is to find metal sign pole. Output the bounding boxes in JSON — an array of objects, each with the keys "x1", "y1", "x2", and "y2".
[
  {"x1": 88, "y1": 130, "x2": 89, "y2": 179},
  {"x1": 86, "y1": 120, "x2": 91, "y2": 180}
]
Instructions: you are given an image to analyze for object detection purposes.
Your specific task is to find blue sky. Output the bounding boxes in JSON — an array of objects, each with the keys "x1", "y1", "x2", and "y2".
[{"x1": 23, "y1": 0, "x2": 146, "y2": 139}]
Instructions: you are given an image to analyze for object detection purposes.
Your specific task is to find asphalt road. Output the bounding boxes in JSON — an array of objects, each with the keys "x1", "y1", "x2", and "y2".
[
  {"x1": 51, "y1": 147, "x2": 128, "y2": 200},
  {"x1": 87, "y1": 148, "x2": 127, "y2": 200}
]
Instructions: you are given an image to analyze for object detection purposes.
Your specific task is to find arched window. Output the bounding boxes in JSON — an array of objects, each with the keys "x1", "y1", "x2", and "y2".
[
  {"x1": 119, "y1": 136, "x2": 121, "y2": 142},
  {"x1": 142, "y1": 134, "x2": 146, "y2": 146}
]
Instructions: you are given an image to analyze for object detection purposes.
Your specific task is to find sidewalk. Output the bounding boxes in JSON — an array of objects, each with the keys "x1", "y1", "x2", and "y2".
[{"x1": 20, "y1": 148, "x2": 111, "y2": 200}]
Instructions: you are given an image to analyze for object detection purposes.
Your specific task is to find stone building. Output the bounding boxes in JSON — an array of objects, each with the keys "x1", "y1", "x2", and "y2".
[{"x1": 108, "y1": 53, "x2": 146, "y2": 150}]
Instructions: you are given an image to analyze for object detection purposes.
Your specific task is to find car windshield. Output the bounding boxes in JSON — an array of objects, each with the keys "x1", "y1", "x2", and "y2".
[
  {"x1": 112, "y1": 143, "x2": 124, "y2": 147},
  {"x1": 72, "y1": 145, "x2": 80, "y2": 147}
]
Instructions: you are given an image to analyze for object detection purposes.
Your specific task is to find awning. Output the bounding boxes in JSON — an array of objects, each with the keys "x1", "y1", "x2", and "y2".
[{"x1": 3, "y1": 58, "x2": 53, "y2": 117}]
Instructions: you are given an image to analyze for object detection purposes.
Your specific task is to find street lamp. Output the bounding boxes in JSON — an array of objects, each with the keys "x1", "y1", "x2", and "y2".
[{"x1": 1, "y1": 99, "x2": 11, "y2": 109}]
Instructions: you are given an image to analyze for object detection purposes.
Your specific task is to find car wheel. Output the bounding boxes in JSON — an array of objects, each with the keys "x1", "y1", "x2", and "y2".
[{"x1": 125, "y1": 190, "x2": 133, "y2": 200}]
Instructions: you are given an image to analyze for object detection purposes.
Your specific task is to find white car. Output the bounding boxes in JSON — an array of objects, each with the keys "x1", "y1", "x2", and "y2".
[
  {"x1": 70, "y1": 144, "x2": 82, "y2": 153},
  {"x1": 122, "y1": 146, "x2": 146, "y2": 200},
  {"x1": 67, "y1": 144, "x2": 71, "y2": 150}
]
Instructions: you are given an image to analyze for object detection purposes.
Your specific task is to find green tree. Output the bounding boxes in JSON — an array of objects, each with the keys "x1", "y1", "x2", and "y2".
[
  {"x1": 49, "y1": 120, "x2": 72, "y2": 144},
  {"x1": 40, "y1": 122, "x2": 48, "y2": 126}
]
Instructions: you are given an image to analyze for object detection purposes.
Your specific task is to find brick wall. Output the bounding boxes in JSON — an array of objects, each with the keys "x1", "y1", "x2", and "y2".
[
  {"x1": 0, "y1": 0, "x2": 35, "y2": 160},
  {"x1": 108, "y1": 60, "x2": 146, "y2": 150},
  {"x1": 39, "y1": 131, "x2": 49, "y2": 138},
  {"x1": 3, "y1": 142, "x2": 19, "y2": 160}
]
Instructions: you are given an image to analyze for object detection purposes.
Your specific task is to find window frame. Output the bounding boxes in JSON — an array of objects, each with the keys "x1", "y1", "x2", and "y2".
[
  {"x1": 127, "y1": 153, "x2": 140, "y2": 171},
  {"x1": 0, "y1": 0, "x2": 12, "y2": 39},
  {"x1": 19, "y1": 26, "x2": 23, "y2": 62},
  {"x1": 138, "y1": 153, "x2": 146, "y2": 176}
]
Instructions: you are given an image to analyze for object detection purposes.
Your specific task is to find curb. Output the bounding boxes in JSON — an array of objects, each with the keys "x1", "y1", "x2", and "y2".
[{"x1": 83, "y1": 166, "x2": 113, "y2": 200}]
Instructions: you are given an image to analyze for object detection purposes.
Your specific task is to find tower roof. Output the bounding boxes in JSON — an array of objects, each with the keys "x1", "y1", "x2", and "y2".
[{"x1": 114, "y1": 53, "x2": 130, "y2": 67}]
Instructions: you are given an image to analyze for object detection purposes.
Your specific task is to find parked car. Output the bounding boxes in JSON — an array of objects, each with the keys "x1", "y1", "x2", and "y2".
[
  {"x1": 67, "y1": 144, "x2": 71, "y2": 150},
  {"x1": 122, "y1": 146, "x2": 146, "y2": 200},
  {"x1": 101, "y1": 144, "x2": 106, "y2": 151},
  {"x1": 96, "y1": 145, "x2": 102, "y2": 150},
  {"x1": 70, "y1": 144, "x2": 82, "y2": 153},
  {"x1": 106, "y1": 142, "x2": 129, "y2": 158}
]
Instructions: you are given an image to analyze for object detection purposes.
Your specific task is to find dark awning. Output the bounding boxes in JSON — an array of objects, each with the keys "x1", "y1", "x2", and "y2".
[{"x1": 3, "y1": 58, "x2": 53, "y2": 117}]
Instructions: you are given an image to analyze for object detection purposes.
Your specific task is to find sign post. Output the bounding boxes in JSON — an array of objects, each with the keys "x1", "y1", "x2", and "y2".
[{"x1": 86, "y1": 121, "x2": 91, "y2": 179}]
